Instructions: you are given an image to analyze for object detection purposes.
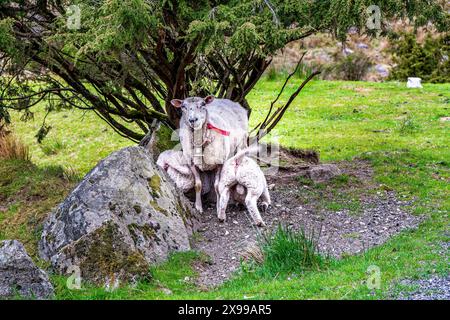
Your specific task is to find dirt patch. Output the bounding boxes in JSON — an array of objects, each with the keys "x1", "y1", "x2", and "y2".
[
  {"x1": 394, "y1": 276, "x2": 450, "y2": 300},
  {"x1": 191, "y1": 159, "x2": 423, "y2": 288}
]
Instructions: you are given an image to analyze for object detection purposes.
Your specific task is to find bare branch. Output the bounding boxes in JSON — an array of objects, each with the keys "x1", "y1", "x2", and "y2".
[{"x1": 251, "y1": 70, "x2": 320, "y2": 143}]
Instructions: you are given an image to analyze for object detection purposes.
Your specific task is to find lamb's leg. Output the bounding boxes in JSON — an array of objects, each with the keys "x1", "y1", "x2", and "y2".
[
  {"x1": 214, "y1": 165, "x2": 222, "y2": 212},
  {"x1": 190, "y1": 165, "x2": 203, "y2": 213},
  {"x1": 260, "y1": 184, "x2": 271, "y2": 213},
  {"x1": 245, "y1": 192, "x2": 266, "y2": 227},
  {"x1": 217, "y1": 185, "x2": 230, "y2": 222}
]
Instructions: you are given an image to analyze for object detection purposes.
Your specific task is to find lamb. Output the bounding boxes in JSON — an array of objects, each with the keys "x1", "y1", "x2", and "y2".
[
  {"x1": 156, "y1": 149, "x2": 195, "y2": 192},
  {"x1": 156, "y1": 149, "x2": 214, "y2": 195},
  {"x1": 217, "y1": 145, "x2": 271, "y2": 227},
  {"x1": 170, "y1": 95, "x2": 248, "y2": 213}
]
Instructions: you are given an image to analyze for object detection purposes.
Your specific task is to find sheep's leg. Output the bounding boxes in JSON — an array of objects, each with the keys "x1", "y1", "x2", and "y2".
[
  {"x1": 260, "y1": 185, "x2": 271, "y2": 213},
  {"x1": 245, "y1": 192, "x2": 266, "y2": 227},
  {"x1": 214, "y1": 165, "x2": 222, "y2": 212},
  {"x1": 190, "y1": 165, "x2": 203, "y2": 213},
  {"x1": 217, "y1": 185, "x2": 230, "y2": 222}
]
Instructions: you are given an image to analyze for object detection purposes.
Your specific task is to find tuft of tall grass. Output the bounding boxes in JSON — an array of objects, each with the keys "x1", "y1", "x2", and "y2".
[
  {"x1": 396, "y1": 114, "x2": 421, "y2": 135},
  {"x1": 42, "y1": 164, "x2": 82, "y2": 182},
  {"x1": 0, "y1": 130, "x2": 30, "y2": 161},
  {"x1": 63, "y1": 165, "x2": 83, "y2": 182},
  {"x1": 265, "y1": 66, "x2": 280, "y2": 81},
  {"x1": 40, "y1": 138, "x2": 67, "y2": 155},
  {"x1": 243, "y1": 224, "x2": 328, "y2": 277}
]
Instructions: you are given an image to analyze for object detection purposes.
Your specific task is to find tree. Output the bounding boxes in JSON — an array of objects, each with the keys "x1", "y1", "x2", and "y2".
[{"x1": 0, "y1": 0, "x2": 448, "y2": 142}]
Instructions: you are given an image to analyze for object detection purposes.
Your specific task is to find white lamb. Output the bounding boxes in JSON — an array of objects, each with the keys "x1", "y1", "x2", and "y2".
[
  {"x1": 156, "y1": 149, "x2": 214, "y2": 195},
  {"x1": 217, "y1": 145, "x2": 271, "y2": 227},
  {"x1": 156, "y1": 149, "x2": 194, "y2": 192}
]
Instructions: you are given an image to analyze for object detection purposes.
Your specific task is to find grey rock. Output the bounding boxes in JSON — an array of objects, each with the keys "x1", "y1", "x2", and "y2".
[
  {"x1": 343, "y1": 48, "x2": 354, "y2": 55},
  {"x1": 375, "y1": 64, "x2": 389, "y2": 77},
  {"x1": 348, "y1": 26, "x2": 359, "y2": 34},
  {"x1": 307, "y1": 164, "x2": 342, "y2": 183},
  {"x1": 357, "y1": 43, "x2": 369, "y2": 49},
  {"x1": 0, "y1": 240, "x2": 54, "y2": 299},
  {"x1": 39, "y1": 146, "x2": 197, "y2": 286}
]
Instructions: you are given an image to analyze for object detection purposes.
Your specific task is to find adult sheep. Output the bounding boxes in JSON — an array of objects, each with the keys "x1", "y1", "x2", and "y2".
[{"x1": 170, "y1": 95, "x2": 248, "y2": 213}]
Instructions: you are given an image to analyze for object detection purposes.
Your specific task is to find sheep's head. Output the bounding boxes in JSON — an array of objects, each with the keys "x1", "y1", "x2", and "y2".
[{"x1": 170, "y1": 95, "x2": 214, "y2": 130}]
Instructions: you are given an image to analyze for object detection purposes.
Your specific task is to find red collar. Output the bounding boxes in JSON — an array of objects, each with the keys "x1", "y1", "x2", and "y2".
[{"x1": 206, "y1": 123, "x2": 230, "y2": 136}]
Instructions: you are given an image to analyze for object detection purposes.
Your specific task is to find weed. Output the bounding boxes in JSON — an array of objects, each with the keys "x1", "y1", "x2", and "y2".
[{"x1": 396, "y1": 114, "x2": 421, "y2": 135}]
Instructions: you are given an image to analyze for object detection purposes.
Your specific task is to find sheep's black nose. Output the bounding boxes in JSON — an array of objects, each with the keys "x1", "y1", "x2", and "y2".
[{"x1": 189, "y1": 118, "x2": 198, "y2": 123}]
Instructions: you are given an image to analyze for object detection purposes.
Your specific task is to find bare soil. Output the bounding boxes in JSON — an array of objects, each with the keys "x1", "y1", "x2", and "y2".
[{"x1": 191, "y1": 157, "x2": 423, "y2": 288}]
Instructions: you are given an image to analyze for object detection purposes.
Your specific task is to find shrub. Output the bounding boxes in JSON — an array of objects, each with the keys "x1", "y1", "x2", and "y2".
[
  {"x1": 243, "y1": 224, "x2": 327, "y2": 276},
  {"x1": 388, "y1": 33, "x2": 450, "y2": 83},
  {"x1": 323, "y1": 51, "x2": 373, "y2": 81}
]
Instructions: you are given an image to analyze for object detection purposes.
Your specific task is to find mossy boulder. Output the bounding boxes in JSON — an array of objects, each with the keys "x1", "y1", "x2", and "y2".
[{"x1": 39, "y1": 146, "x2": 197, "y2": 287}]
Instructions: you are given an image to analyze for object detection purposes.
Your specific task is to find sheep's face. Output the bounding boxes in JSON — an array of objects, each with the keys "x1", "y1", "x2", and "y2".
[{"x1": 171, "y1": 96, "x2": 214, "y2": 130}]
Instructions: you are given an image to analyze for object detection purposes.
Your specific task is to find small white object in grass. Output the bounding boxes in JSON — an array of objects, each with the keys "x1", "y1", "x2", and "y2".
[
  {"x1": 407, "y1": 77, "x2": 423, "y2": 88},
  {"x1": 160, "y1": 287, "x2": 172, "y2": 295}
]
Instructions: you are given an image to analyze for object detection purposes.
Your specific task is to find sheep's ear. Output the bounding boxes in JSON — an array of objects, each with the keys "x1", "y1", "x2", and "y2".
[
  {"x1": 171, "y1": 99, "x2": 183, "y2": 108},
  {"x1": 204, "y1": 95, "x2": 215, "y2": 105}
]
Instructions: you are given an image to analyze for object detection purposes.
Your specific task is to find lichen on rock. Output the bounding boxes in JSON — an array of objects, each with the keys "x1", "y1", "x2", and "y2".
[{"x1": 39, "y1": 146, "x2": 198, "y2": 287}]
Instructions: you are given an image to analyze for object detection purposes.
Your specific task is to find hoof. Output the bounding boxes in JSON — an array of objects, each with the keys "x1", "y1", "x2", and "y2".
[
  {"x1": 218, "y1": 218, "x2": 225, "y2": 223},
  {"x1": 256, "y1": 221, "x2": 266, "y2": 228},
  {"x1": 260, "y1": 203, "x2": 269, "y2": 212}
]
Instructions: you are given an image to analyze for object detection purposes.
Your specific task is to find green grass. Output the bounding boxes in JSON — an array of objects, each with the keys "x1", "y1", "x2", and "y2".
[
  {"x1": 3, "y1": 78, "x2": 449, "y2": 299},
  {"x1": 0, "y1": 159, "x2": 75, "y2": 258},
  {"x1": 52, "y1": 251, "x2": 207, "y2": 300},
  {"x1": 253, "y1": 224, "x2": 328, "y2": 277},
  {"x1": 10, "y1": 109, "x2": 133, "y2": 174}
]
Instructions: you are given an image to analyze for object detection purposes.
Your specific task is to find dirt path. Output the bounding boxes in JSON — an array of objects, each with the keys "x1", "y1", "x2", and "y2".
[{"x1": 191, "y1": 160, "x2": 423, "y2": 288}]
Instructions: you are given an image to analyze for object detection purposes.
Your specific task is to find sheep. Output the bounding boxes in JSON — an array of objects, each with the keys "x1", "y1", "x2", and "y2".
[
  {"x1": 156, "y1": 149, "x2": 214, "y2": 196},
  {"x1": 217, "y1": 145, "x2": 271, "y2": 227},
  {"x1": 170, "y1": 95, "x2": 248, "y2": 213}
]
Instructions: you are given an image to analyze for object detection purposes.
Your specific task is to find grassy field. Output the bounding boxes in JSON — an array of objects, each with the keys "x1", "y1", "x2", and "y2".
[{"x1": 1, "y1": 78, "x2": 449, "y2": 299}]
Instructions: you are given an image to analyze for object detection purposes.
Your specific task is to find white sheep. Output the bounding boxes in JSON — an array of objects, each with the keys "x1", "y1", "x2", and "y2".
[
  {"x1": 217, "y1": 145, "x2": 271, "y2": 227},
  {"x1": 170, "y1": 95, "x2": 248, "y2": 213}
]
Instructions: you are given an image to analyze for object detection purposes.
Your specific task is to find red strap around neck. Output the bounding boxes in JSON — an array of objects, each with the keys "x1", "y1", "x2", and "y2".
[{"x1": 206, "y1": 123, "x2": 230, "y2": 136}]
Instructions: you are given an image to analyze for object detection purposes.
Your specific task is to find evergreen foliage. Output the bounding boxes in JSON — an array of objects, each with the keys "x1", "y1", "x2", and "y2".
[
  {"x1": 0, "y1": 1, "x2": 448, "y2": 141},
  {"x1": 389, "y1": 33, "x2": 450, "y2": 83}
]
